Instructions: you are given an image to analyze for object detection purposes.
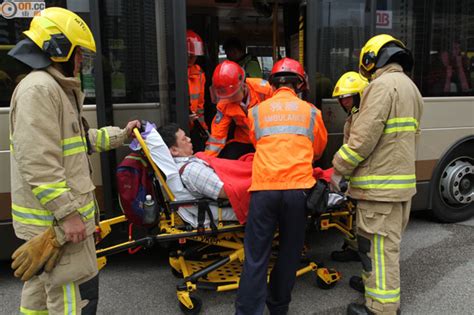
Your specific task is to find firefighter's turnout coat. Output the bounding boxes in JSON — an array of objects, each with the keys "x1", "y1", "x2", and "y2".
[
  {"x1": 9, "y1": 66, "x2": 127, "y2": 243},
  {"x1": 332, "y1": 63, "x2": 423, "y2": 201}
]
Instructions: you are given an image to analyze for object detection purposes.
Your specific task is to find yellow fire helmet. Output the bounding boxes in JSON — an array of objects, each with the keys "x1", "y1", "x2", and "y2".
[
  {"x1": 359, "y1": 34, "x2": 413, "y2": 80},
  {"x1": 24, "y1": 7, "x2": 96, "y2": 63},
  {"x1": 332, "y1": 71, "x2": 368, "y2": 99}
]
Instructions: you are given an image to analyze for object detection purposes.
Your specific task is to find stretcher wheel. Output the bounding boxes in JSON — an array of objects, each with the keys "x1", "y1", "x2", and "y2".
[
  {"x1": 179, "y1": 296, "x2": 202, "y2": 315},
  {"x1": 316, "y1": 275, "x2": 337, "y2": 290}
]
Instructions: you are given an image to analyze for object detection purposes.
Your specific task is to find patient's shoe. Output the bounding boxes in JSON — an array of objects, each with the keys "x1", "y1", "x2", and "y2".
[
  {"x1": 331, "y1": 247, "x2": 361, "y2": 262},
  {"x1": 349, "y1": 276, "x2": 364, "y2": 293}
]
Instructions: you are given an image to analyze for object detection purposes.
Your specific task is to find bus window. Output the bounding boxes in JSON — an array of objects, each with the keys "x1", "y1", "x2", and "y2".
[
  {"x1": 100, "y1": 0, "x2": 160, "y2": 104},
  {"x1": 309, "y1": 0, "x2": 368, "y2": 99},
  {"x1": 1, "y1": 0, "x2": 163, "y2": 106},
  {"x1": 0, "y1": 0, "x2": 67, "y2": 107},
  {"x1": 0, "y1": 0, "x2": 99, "y2": 106},
  {"x1": 375, "y1": 0, "x2": 474, "y2": 97}
]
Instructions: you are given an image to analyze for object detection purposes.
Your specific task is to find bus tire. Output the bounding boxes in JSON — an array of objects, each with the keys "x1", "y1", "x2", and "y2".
[{"x1": 431, "y1": 144, "x2": 474, "y2": 223}]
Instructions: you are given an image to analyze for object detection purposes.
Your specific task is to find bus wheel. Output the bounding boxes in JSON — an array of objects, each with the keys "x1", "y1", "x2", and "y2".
[{"x1": 432, "y1": 145, "x2": 474, "y2": 223}]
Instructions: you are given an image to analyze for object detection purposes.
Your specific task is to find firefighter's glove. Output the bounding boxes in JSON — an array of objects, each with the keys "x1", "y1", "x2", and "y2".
[
  {"x1": 11, "y1": 226, "x2": 64, "y2": 281},
  {"x1": 330, "y1": 172, "x2": 344, "y2": 193}
]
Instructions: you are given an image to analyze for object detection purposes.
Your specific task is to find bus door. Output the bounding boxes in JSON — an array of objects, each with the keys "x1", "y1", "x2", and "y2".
[{"x1": 185, "y1": 0, "x2": 310, "y2": 128}]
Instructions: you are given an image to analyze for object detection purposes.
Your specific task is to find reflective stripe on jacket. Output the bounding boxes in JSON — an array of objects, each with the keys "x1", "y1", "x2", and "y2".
[
  {"x1": 9, "y1": 66, "x2": 127, "y2": 241},
  {"x1": 248, "y1": 87, "x2": 328, "y2": 191},
  {"x1": 332, "y1": 63, "x2": 424, "y2": 202},
  {"x1": 188, "y1": 64, "x2": 207, "y2": 130},
  {"x1": 205, "y1": 78, "x2": 272, "y2": 156}
]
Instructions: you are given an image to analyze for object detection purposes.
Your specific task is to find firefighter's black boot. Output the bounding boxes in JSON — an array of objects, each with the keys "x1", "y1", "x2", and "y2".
[
  {"x1": 349, "y1": 275, "x2": 365, "y2": 293},
  {"x1": 331, "y1": 247, "x2": 361, "y2": 262},
  {"x1": 347, "y1": 303, "x2": 401, "y2": 315},
  {"x1": 347, "y1": 303, "x2": 374, "y2": 315}
]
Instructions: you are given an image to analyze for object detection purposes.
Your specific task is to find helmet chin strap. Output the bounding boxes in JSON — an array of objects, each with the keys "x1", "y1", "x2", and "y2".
[
  {"x1": 242, "y1": 85, "x2": 249, "y2": 102},
  {"x1": 55, "y1": 50, "x2": 76, "y2": 77},
  {"x1": 296, "y1": 81, "x2": 305, "y2": 93}
]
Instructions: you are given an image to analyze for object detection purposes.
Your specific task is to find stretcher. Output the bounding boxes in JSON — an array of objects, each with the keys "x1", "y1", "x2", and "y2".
[{"x1": 95, "y1": 129, "x2": 355, "y2": 314}]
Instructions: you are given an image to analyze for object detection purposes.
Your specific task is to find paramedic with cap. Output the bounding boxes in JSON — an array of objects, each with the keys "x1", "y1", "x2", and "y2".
[
  {"x1": 187, "y1": 30, "x2": 208, "y2": 151},
  {"x1": 8, "y1": 7, "x2": 139, "y2": 314},
  {"x1": 206, "y1": 60, "x2": 272, "y2": 159},
  {"x1": 330, "y1": 34, "x2": 423, "y2": 315},
  {"x1": 330, "y1": 71, "x2": 368, "y2": 264},
  {"x1": 235, "y1": 58, "x2": 327, "y2": 314}
]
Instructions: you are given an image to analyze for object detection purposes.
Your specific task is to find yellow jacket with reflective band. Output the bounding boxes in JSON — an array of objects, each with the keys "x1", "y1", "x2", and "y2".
[
  {"x1": 188, "y1": 64, "x2": 207, "y2": 130},
  {"x1": 332, "y1": 63, "x2": 424, "y2": 202},
  {"x1": 9, "y1": 66, "x2": 127, "y2": 241},
  {"x1": 249, "y1": 87, "x2": 328, "y2": 191}
]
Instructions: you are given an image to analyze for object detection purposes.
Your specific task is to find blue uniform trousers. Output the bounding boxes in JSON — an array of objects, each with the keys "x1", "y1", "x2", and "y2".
[{"x1": 235, "y1": 190, "x2": 307, "y2": 315}]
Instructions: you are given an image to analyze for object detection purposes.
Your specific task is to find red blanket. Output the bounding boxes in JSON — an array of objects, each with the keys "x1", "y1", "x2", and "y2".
[
  {"x1": 312, "y1": 167, "x2": 334, "y2": 182},
  {"x1": 195, "y1": 152, "x2": 334, "y2": 224},
  {"x1": 195, "y1": 152, "x2": 253, "y2": 223}
]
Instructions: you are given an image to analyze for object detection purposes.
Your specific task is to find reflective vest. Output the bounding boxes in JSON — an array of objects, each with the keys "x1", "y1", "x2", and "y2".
[
  {"x1": 332, "y1": 63, "x2": 424, "y2": 202},
  {"x1": 238, "y1": 54, "x2": 262, "y2": 78},
  {"x1": 248, "y1": 87, "x2": 328, "y2": 191},
  {"x1": 205, "y1": 78, "x2": 272, "y2": 156},
  {"x1": 9, "y1": 66, "x2": 127, "y2": 241},
  {"x1": 188, "y1": 64, "x2": 207, "y2": 129}
]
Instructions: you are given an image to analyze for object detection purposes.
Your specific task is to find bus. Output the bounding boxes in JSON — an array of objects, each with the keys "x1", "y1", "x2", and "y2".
[{"x1": 0, "y1": 0, "x2": 473, "y2": 259}]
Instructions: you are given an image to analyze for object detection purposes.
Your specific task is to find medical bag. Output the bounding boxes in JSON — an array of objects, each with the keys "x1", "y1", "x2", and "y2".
[{"x1": 306, "y1": 179, "x2": 329, "y2": 216}]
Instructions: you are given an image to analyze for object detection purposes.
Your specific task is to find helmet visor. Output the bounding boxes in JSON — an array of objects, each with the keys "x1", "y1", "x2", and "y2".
[
  {"x1": 210, "y1": 82, "x2": 244, "y2": 103},
  {"x1": 188, "y1": 41, "x2": 204, "y2": 56},
  {"x1": 337, "y1": 95, "x2": 354, "y2": 113}
]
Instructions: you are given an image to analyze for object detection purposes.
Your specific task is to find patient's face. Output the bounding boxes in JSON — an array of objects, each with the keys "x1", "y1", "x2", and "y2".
[{"x1": 170, "y1": 129, "x2": 193, "y2": 157}]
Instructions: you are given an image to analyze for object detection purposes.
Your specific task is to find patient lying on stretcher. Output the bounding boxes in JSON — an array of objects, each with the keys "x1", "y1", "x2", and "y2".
[
  {"x1": 132, "y1": 122, "x2": 346, "y2": 227},
  {"x1": 131, "y1": 122, "x2": 247, "y2": 227}
]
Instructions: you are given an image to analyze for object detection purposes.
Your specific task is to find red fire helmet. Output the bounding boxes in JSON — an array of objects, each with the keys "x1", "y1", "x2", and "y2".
[
  {"x1": 269, "y1": 57, "x2": 308, "y2": 91},
  {"x1": 186, "y1": 30, "x2": 204, "y2": 56},
  {"x1": 210, "y1": 60, "x2": 246, "y2": 101}
]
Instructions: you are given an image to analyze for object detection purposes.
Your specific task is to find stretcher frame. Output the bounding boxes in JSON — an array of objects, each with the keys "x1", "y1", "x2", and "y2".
[{"x1": 95, "y1": 129, "x2": 353, "y2": 314}]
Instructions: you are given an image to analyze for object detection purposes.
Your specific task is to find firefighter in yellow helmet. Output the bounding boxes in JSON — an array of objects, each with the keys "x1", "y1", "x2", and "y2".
[
  {"x1": 332, "y1": 71, "x2": 368, "y2": 115},
  {"x1": 331, "y1": 34, "x2": 423, "y2": 315},
  {"x1": 330, "y1": 71, "x2": 368, "y2": 263},
  {"x1": 8, "y1": 7, "x2": 139, "y2": 314}
]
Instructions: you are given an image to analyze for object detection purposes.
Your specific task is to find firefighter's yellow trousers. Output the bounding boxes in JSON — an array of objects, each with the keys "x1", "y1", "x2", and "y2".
[
  {"x1": 356, "y1": 200, "x2": 411, "y2": 315},
  {"x1": 19, "y1": 235, "x2": 98, "y2": 315}
]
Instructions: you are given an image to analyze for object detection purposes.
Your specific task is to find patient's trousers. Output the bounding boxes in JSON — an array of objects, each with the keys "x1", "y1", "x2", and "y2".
[{"x1": 235, "y1": 190, "x2": 307, "y2": 315}]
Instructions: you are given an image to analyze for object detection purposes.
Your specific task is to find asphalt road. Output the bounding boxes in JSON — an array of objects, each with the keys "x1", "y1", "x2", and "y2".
[{"x1": 1, "y1": 211, "x2": 473, "y2": 315}]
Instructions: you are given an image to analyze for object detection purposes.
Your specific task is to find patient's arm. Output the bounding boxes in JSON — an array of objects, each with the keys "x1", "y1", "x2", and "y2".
[{"x1": 181, "y1": 161, "x2": 228, "y2": 200}]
